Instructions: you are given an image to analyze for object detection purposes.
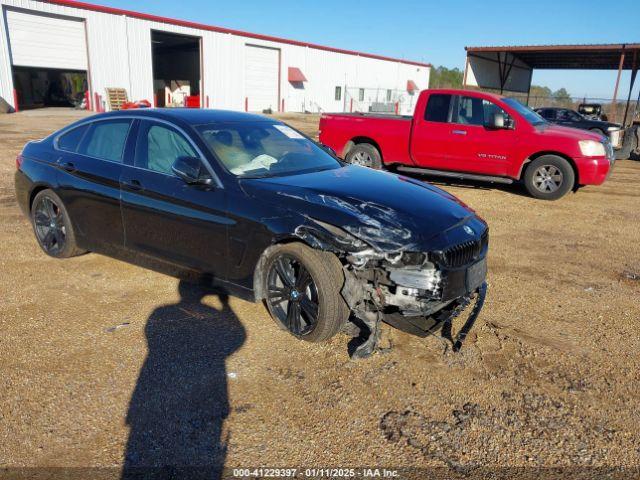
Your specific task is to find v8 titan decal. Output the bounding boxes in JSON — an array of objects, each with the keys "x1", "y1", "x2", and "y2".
[{"x1": 477, "y1": 153, "x2": 508, "y2": 160}]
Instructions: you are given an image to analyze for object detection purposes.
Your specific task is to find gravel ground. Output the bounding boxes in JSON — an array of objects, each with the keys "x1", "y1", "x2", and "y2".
[{"x1": 1, "y1": 109, "x2": 639, "y2": 478}]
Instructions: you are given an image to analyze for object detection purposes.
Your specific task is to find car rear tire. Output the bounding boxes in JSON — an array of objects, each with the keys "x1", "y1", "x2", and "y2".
[
  {"x1": 523, "y1": 155, "x2": 575, "y2": 200},
  {"x1": 262, "y1": 242, "x2": 349, "y2": 343},
  {"x1": 31, "y1": 189, "x2": 86, "y2": 258},
  {"x1": 345, "y1": 143, "x2": 383, "y2": 170}
]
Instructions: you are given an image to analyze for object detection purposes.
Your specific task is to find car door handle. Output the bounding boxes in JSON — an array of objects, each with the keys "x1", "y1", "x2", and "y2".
[
  {"x1": 122, "y1": 179, "x2": 143, "y2": 191},
  {"x1": 61, "y1": 161, "x2": 76, "y2": 172},
  {"x1": 451, "y1": 129, "x2": 467, "y2": 135}
]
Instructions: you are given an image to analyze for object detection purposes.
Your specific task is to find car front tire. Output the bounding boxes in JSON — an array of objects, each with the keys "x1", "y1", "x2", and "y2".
[
  {"x1": 262, "y1": 242, "x2": 349, "y2": 343},
  {"x1": 523, "y1": 155, "x2": 575, "y2": 200},
  {"x1": 31, "y1": 189, "x2": 86, "y2": 258}
]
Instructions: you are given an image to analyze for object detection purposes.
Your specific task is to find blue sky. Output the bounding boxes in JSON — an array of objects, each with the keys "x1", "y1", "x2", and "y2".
[{"x1": 96, "y1": 0, "x2": 638, "y2": 99}]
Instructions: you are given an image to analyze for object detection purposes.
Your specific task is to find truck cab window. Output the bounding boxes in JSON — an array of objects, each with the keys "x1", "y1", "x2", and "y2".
[
  {"x1": 424, "y1": 94, "x2": 452, "y2": 123},
  {"x1": 456, "y1": 96, "x2": 484, "y2": 125},
  {"x1": 482, "y1": 99, "x2": 513, "y2": 128}
]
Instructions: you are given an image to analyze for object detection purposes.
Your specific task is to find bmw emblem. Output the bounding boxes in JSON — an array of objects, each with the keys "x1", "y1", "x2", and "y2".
[{"x1": 463, "y1": 225, "x2": 474, "y2": 236}]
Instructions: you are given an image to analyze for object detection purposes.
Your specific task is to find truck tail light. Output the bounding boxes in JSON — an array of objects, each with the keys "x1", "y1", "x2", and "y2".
[{"x1": 16, "y1": 154, "x2": 24, "y2": 170}]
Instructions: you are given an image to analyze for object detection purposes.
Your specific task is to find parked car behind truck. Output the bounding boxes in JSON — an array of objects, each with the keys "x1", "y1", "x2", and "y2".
[
  {"x1": 533, "y1": 107, "x2": 622, "y2": 146},
  {"x1": 319, "y1": 89, "x2": 615, "y2": 200}
]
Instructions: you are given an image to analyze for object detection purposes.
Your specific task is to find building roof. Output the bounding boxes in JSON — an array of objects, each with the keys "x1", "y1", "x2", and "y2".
[
  {"x1": 41, "y1": 0, "x2": 431, "y2": 68},
  {"x1": 465, "y1": 43, "x2": 640, "y2": 70}
]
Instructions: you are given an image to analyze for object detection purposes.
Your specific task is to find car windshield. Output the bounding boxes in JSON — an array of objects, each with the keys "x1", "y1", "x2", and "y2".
[
  {"x1": 503, "y1": 98, "x2": 547, "y2": 126},
  {"x1": 196, "y1": 121, "x2": 340, "y2": 178}
]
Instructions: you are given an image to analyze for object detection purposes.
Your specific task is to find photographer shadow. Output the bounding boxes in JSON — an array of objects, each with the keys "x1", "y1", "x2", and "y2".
[{"x1": 122, "y1": 280, "x2": 246, "y2": 479}]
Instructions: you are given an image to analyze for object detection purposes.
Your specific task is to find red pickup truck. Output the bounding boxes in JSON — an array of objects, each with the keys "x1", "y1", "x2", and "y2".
[{"x1": 319, "y1": 89, "x2": 615, "y2": 200}]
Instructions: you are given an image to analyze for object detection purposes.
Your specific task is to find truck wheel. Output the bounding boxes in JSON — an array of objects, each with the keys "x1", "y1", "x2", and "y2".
[
  {"x1": 31, "y1": 189, "x2": 86, "y2": 258},
  {"x1": 262, "y1": 243, "x2": 349, "y2": 343},
  {"x1": 346, "y1": 143, "x2": 383, "y2": 170},
  {"x1": 523, "y1": 155, "x2": 575, "y2": 200}
]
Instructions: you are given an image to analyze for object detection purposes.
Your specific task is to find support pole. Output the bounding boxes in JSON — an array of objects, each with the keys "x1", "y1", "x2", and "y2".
[
  {"x1": 622, "y1": 50, "x2": 637, "y2": 128},
  {"x1": 611, "y1": 49, "x2": 626, "y2": 123}
]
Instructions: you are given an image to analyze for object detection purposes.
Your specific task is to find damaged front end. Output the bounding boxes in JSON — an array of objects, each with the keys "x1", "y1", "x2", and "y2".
[{"x1": 296, "y1": 216, "x2": 489, "y2": 359}]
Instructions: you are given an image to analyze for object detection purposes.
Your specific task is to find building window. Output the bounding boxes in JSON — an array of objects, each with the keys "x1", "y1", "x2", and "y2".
[
  {"x1": 386, "y1": 89, "x2": 392, "y2": 102},
  {"x1": 359, "y1": 88, "x2": 365, "y2": 101},
  {"x1": 335, "y1": 86, "x2": 342, "y2": 101}
]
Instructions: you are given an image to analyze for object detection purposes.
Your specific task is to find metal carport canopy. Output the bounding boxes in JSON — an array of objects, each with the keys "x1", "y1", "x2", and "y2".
[{"x1": 463, "y1": 43, "x2": 640, "y2": 124}]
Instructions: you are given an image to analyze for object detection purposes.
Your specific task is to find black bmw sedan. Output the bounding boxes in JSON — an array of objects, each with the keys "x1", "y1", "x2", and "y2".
[
  {"x1": 534, "y1": 107, "x2": 622, "y2": 147},
  {"x1": 15, "y1": 109, "x2": 488, "y2": 357}
]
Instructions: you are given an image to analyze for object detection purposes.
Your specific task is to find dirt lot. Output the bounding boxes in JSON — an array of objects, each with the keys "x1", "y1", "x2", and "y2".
[{"x1": 1, "y1": 109, "x2": 639, "y2": 478}]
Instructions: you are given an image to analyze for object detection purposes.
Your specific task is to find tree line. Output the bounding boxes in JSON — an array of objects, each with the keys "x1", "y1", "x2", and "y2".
[{"x1": 428, "y1": 65, "x2": 572, "y2": 106}]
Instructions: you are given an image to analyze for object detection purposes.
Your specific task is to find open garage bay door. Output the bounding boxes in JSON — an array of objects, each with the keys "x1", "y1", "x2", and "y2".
[
  {"x1": 6, "y1": 9, "x2": 88, "y2": 71},
  {"x1": 244, "y1": 44, "x2": 279, "y2": 112}
]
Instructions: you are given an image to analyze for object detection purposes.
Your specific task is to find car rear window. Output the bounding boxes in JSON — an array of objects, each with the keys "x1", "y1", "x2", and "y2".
[
  {"x1": 79, "y1": 120, "x2": 131, "y2": 162},
  {"x1": 57, "y1": 124, "x2": 89, "y2": 152},
  {"x1": 424, "y1": 94, "x2": 452, "y2": 123}
]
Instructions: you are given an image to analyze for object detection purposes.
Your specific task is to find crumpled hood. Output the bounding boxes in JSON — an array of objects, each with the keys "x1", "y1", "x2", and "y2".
[{"x1": 240, "y1": 165, "x2": 482, "y2": 252}]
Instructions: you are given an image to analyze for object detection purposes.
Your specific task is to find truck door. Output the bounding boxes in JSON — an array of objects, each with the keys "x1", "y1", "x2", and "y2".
[
  {"x1": 410, "y1": 93, "x2": 456, "y2": 170},
  {"x1": 446, "y1": 95, "x2": 516, "y2": 176}
]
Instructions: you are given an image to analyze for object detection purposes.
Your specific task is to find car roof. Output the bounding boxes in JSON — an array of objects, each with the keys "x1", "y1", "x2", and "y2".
[{"x1": 87, "y1": 108, "x2": 275, "y2": 125}]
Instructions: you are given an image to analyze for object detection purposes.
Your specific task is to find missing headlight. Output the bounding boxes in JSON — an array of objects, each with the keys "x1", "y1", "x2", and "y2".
[{"x1": 388, "y1": 264, "x2": 441, "y2": 292}]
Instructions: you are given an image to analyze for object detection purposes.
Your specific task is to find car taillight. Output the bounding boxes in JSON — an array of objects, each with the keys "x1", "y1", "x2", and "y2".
[{"x1": 16, "y1": 154, "x2": 24, "y2": 170}]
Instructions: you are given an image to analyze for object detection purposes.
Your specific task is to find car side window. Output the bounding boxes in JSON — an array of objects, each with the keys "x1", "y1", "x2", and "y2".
[
  {"x1": 57, "y1": 124, "x2": 90, "y2": 152},
  {"x1": 78, "y1": 120, "x2": 132, "y2": 162},
  {"x1": 568, "y1": 110, "x2": 582, "y2": 121},
  {"x1": 135, "y1": 121, "x2": 198, "y2": 175},
  {"x1": 424, "y1": 94, "x2": 452, "y2": 123},
  {"x1": 482, "y1": 99, "x2": 513, "y2": 128},
  {"x1": 455, "y1": 96, "x2": 484, "y2": 126},
  {"x1": 556, "y1": 109, "x2": 579, "y2": 122},
  {"x1": 539, "y1": 109, "x2": 556, "y2": 120}
]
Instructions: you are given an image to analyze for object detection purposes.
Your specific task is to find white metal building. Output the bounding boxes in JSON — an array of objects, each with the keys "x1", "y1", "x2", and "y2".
[{"x1": 0, "y1": 0, "x2": 430, "y2": 114}]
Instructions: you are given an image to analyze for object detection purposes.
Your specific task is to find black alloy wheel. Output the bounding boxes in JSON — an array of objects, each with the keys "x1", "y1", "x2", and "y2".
[
  {"x1": 33, "y1": 195, "x2": 66, "y2": 256},
  {"x1": 267, "y1": 254, "x2": 320, "y2": 337},
  {"x1": 31, "y1": 189, "x2": 85, "y2": 258}
]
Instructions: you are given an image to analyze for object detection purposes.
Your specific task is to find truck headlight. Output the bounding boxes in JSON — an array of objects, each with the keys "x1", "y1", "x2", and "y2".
[{"x1": 578, "y1": 140, "x2": 606, "y2": 157}]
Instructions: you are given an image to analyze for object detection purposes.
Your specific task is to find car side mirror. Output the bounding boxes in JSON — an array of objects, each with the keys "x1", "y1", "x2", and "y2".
[
  {"x1": 172, "y1": 156, "x2": 212, "y2": 185},
  {"x1": 491, "y1": 113, "x2": 505, "y2": 129},
  {"x1": 487, "y1": 112, "x2": 513, "y2": 130}
]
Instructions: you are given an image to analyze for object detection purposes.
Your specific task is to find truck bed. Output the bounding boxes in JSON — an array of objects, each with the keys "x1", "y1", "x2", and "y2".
[{"x1": 319, "y1": 112, "x2": 413, "y2": 165}]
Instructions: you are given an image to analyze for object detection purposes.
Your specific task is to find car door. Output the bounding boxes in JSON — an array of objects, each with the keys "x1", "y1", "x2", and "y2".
[
  {"x1": 119, "y1": 119, "x2": 230, "y2": 278},
  {"x1": 54, "y1": 118, "x2": 132, "y2": 250},
  {"x1": 410, "y1": 93, "x2": 456, "y2": 170},
  {"x1": 444, "y1": 95, "x2": 516, "y2": 176}
]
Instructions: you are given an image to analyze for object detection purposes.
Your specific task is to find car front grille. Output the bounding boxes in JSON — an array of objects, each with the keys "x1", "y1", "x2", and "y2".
[{"x1": 440, "y1": 230, "x2": 488, "y2": 268}]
